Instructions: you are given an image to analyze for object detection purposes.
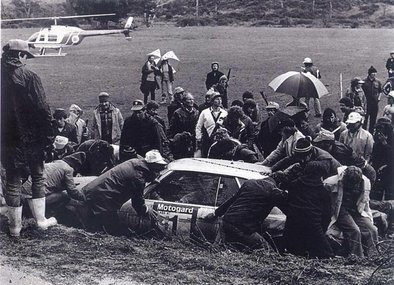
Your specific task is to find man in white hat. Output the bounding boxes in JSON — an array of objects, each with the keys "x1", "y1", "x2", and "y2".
[
  {"x1": 66, "y1": 150, "x2": 167, "y2": 234},
  {"x1": 339, "y1": 112, "x2": 374, "y2": 162},
  {"x1": 302, "y1": 57, "x2": 322, "y2": 117},
  {"x1": 1, "y1": 39, "x2": 57, "y2": 236}
]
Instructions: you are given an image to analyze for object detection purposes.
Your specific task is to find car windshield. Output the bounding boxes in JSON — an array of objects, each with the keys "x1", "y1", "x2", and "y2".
[{"x1": 146, "y1": 171, "x2": 240, "y2": 207}]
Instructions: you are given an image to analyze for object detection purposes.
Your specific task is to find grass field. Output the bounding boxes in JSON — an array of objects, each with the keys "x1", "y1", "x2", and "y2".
[{"x1": 2, "y1": 25, "x2": 394, "y2": 127}]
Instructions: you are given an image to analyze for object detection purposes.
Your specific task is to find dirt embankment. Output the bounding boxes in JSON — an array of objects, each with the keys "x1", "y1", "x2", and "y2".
[{"x1": 1, "y1": 216, "x2": 393, "y2": 285}]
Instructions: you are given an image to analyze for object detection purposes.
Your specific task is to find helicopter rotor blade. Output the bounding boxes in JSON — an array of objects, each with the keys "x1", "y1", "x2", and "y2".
[{"x1": 1, "y1": 13, "x2": 116, "y2": 22}]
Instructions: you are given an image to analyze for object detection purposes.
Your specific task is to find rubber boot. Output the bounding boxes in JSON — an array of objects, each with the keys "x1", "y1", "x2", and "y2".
[
  {"x1": 28, "y1": 198, "x2": 57, "y2": 230},
  {"x1": 7, "y1": 206, "x2": 23, "y2": 237}
]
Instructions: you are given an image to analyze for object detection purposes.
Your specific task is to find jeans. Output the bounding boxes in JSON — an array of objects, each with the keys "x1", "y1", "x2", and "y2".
[
  {"x1": 143, "y1": 81, "x2": 157, "y2": 104},
  {"x1": 161, "y1": 79, "x2": 173, "y2": 102},
  {"x1": 4, "y1": 149, "x2": 45, "y2": 207},
  {"x1": 335, "y1": 208, "x2": 378, "y2": 257},
  {"x1": 364, "y1": 103, "x2": 378, "y2": 133}
]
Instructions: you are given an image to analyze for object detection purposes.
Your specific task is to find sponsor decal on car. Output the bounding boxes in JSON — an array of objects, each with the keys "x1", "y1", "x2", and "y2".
[{"x1": 156, "y1": 203, "x2": 195, "y2": 214}]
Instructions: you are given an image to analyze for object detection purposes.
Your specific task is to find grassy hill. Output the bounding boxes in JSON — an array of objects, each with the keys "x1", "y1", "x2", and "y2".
[{"x1": 158, "y1": 0, "x2": 394, "y2": 28}]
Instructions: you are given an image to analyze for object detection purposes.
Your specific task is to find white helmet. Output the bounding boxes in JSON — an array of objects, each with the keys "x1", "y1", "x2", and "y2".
[{"x1": 303, "y1": 57, "x2": 313, "y2": 64}]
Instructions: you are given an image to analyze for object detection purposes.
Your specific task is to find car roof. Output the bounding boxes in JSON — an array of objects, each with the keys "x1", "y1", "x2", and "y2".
[{"x1": 166, "y1": 158, "x2": 270, "y2": 180}]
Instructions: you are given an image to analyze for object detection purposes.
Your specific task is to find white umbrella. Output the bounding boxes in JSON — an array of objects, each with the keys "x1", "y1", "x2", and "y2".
[
  {"x1": 159, "y1": 50, "x2": 180, "y2": 73},
  {"x1": 147, "y1": 48, "x2": 161, "y2": 64},
  {"x1": 268, "y1": 71, "x2": 329, "y2": 99}
]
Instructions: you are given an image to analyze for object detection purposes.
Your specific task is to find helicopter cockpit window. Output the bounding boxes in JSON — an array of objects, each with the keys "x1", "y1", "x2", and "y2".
[{"x1": 48, "y1": 34, "x2": 57, "y2": 42}]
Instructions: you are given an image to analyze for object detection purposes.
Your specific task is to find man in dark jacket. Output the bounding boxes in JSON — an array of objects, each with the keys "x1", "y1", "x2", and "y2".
[
  {"x1": 203, "y1": 177, "x2": 287, "y2": 251},
  {"x1": 52, "y1": 108, "x2": 78, "y2": 144},
  {"x1": 120, "y1": 100, "x2": 173, "y2": 162},
  {"x1": 141, "y1": 55, "x2": 160, "y2": 103},
  {"x1": 66, "y1": 150, "x2": 167, "y2": 234},
  {"x1": 362, "y1": 66, "x2": 383, "y2": 133},
  {"x1": 283, "y1": 161, "x2": 334, "y2": 258},
  {"x1": 205, "y1": 62, "x2": 224, "y2": 90},
  {"x1": 169, "y1": 92, "x2": 199, "y2": 142},
  {"x1": 1, "y1": 39, "x2": 57, "y2": 236}
]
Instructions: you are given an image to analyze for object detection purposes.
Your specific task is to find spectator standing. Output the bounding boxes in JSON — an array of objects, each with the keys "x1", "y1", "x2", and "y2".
[
  {"x1": 211, "y1": 75, "x2": 229, "y2": 109},
  {"x1": 345, "y1": 77, "x2": 366, "y2": 110},
  {"x1": 53, "y1": 108, "x2": 78, "y2": 145},
  {"x1": 256, "y1": 101, "x2": 281, "y2": 157},
  {"x1": 339, "y1": 97, "x2": 355, "y2": 123},
  {"x1": 1, "y1": 39, "x2": 57, "y2": 236},
  {"x1": 195, "y1": 92, "x2": 228, "y2": 157},
  {"x1": 92, "y1": 92, "x2": 124, "y2": 145},
  {"x1": 158, "y1": 59, "x2": 175, "y2": 104},
  {"x1": 324, "y1": 166, "x2": 377, "y2": 257},
  {"x1": 314, "y1": 108, "x2": 347, "y2": 140},
  {"x1": 140, "y1": 55, "x2": 160, "y2": 103},
  {"x1": 120, "y1": 100, "x2": 172, "y2": 162},
  {"x1": 302, "y1": 57, "x2": 322, "y2": 117},
  {"x1": 66, "y1": 104, "x2": 88, "y2": 144},
  {"x1": 167, "y1": 86, "x2": 185, "y2": 121},
  {"x1": 383, "y1": 91, "x2": 394, "y2": 125},
  {"x1": 362, "y1": 66, "x2": 382, "y2": 133},
  {"x1": 205, "y1": 61, "x2": 224, "y2": 90},
  {"x1": 386, "y1": 51, "x2": 394, "y2": 78},
  {"x1": 169, "y1": 92, "x2": 199, "y2": 142},
  {"x1": 198, "y1": 92, "x2": 212, "y2": 113},
  {"x1": 146, "y1": 101, "x2": 166, "y2": 130},
  {"x1": 339, "y1": 112, "x2": 374, "y2": 162},
  {"x1": 223, "y1": 106, "x2": 255, "y2": 149},
  {"x1": 242, "y1": 92, "x2": 260, "y2": 126}
]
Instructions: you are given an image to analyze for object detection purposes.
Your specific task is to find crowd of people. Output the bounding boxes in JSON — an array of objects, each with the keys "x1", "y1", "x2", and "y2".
[{"x1": 1, "y1": 39, "x2": 394, "y2": 260}]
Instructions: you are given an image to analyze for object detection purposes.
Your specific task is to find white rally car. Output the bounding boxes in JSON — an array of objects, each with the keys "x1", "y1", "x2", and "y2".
[{"x1": 118, "y1": 158, "x2": 286, "y2": 243}]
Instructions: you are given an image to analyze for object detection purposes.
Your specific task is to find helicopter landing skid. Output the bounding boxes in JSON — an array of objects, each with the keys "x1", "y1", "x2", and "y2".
[{"x1": 33, "y1": 53, "x2": 67, "y2": 57}]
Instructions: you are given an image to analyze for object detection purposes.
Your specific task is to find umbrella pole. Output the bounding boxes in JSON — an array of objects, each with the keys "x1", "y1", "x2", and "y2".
[{"x1": 339, "y1": 73, "x2": 343, "y2": 98}]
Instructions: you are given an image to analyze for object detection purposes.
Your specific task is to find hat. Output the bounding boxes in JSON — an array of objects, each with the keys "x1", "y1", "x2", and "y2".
[
  {"x1": 62, "y1": 151, "x2": 86, "y2": 172},
  {"x1": 346, "y1": 112, "x2": 362, "y2": 124},
  {"x1": 368, "y1": 66, "x2": 377, "y2": 75},
  {"x1": 388, "y1": 91, "x2": 394, "y2": 98},
  {"x1": 351, "y1": 77, "x2": 365, "y2": 85},
  {"x1": 391, "y1": 51, "x2": 394, "y2": 54},
  {"x1": 98, "y1": 92, "x2": 110, "y2": 102},
  {"x1": 145, "y1": 149, "x2": 167, "y2": 165},
  {"x1": 303, "y1": 57, "x2": 313, "y2": 64},
  {"x1": 3, "y1": 39, "x2": 35, "y2": 58},
  {"x1": 53, "y1": 108, "x2": 67, "y2": 119},
  {"x1": 174, "y1": 86, "x2": 184, "y2": 94},
  {"x1": 211, "y1": 61, "x2": 219, "y2": 68},
  {"x1": 294, "y1": 138, "x2": 312, "y2": 154},
  {"x1": 210, "y1": 91, "x2": 221, "y2": 102},
  {"x1": 53, "y1": 136, "x2": 69, "y2": 150},
  {"x1": 266, "y1": 101, "x2": 280, "y2": 110},
  {"x1": 219, "y1": 75, "x2": 228, "y2": 81},
  {"x1": 313, "y1": 130, "x2": 335, "y2": 143},
  {"x1": 131, "y1": 99, "x2": 145, "y2": 111},
  {"x1": 69, "y1": 104, "x2": 83, "y2": 114}
]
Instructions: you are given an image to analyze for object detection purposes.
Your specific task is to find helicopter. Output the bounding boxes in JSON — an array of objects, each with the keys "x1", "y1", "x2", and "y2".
[{"x1": 1, "y1": 14, "x2": 135, "y2": 56}]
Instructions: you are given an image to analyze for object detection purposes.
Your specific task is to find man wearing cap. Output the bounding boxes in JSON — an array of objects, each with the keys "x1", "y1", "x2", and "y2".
[
  {"x1": 210, "y1": 74, "x2": 229, "y2": 108},
  {"x1": 53, "y1": 108, "x2": 78, "y2": 145},
  {"x1": 66, "y1": 150, "x2": 167, "y2": 234},
  {"x1": 256, "y1": 101, "x2": 281, "y2": 157},
  {"x1": 92, "y1": 92, "x2": 124, "y2": 145},
  {"x1": 22, "y1": 152, "x2": 86, "y2": 218},
  {"x1": 339, "y1": 112, "x2": 374, "y2": 162},
  {"x1": 141, "y1": 55, "x2": 160, "y2": 104},
  {"x1": 120, "y1": 100, "x2": 173, "y2": 162},
  {"x1": 324, "y1": 166, "x2": 377, "y2": 257},
  {"x1": 362, "y1": 66, "x2": 383, "y2": 133},
  {"x1": 66, "y1": 104, "x2": 88, "y2": 144},
  {"x1": 205, "y1": 62, "x2": 224, "y2": 91},
  {"x1": 169, "y1": 92, "x2": 199, "y2": 142},
  {"x1": 195, "y1": 92, "x2": 228, "y2": 157},
  {"x1": 271, "y1": 137, "x2": 341, "y2": 179},
  {"x1": 46, "y1": 135, "x2": 75, "y2": 162},
  {"x1": 167, "y1": 86, "x2": 185, "y2": 121},
  {"x1": 1, "y1": 39, "x2": 57, "y2": 236},
  {"x1": 386, "y1": 51, "x2": 394, "y2": 78},
  {"x1": 345, "y1": 77, "x2": 366, "y2": 110},
  {"x1": 302, "y1": 57, "x2": 322, "y2": 117}
]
